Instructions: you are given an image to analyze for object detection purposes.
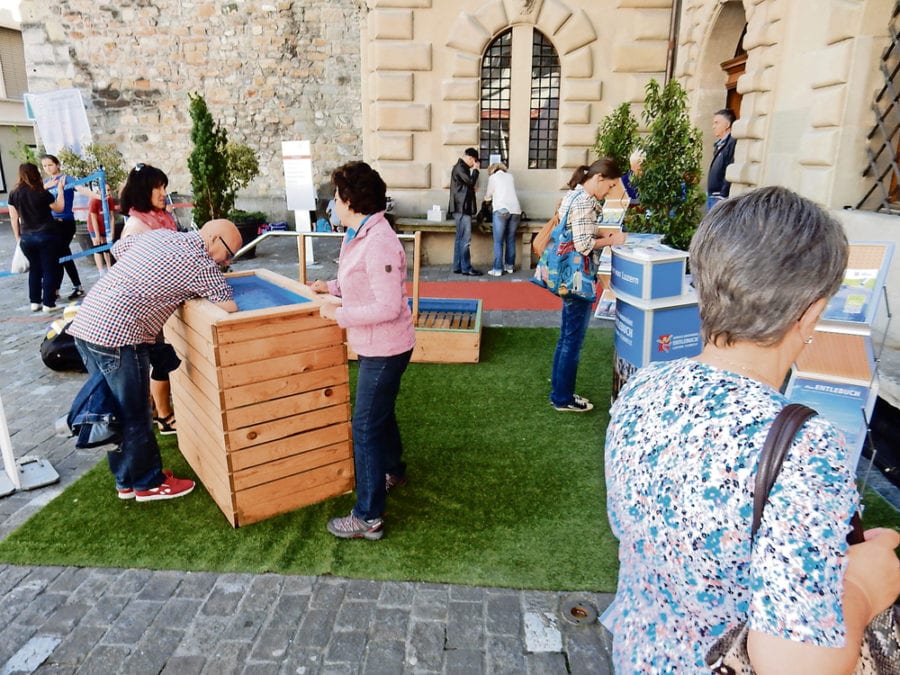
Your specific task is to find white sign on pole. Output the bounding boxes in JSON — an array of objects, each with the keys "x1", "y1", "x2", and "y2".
[
  {"x1": 282, "y1": 140, "x2": 317, "y2": 264},
  {"x1": 25, "y1": 88, "x2": 93, "y2": 156}
]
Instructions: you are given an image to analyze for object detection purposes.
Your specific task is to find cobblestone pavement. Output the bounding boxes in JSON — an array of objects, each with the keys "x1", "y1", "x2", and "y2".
[{"x1": 0, "y1": 228, "x2": 615, "y2": 674}]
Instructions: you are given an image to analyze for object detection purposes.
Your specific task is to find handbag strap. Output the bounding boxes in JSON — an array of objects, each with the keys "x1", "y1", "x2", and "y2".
[{"x1": 751, "y1": 403, "x2": 817, "y2": 539}]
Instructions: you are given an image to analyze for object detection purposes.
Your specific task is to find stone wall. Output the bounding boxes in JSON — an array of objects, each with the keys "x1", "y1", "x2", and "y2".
[{"x1": 19, "y1": 0, "x2": 365, "y2": 215}]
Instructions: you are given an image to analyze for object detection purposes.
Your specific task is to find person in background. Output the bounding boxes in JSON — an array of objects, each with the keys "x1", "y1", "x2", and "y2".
[
  {"x1": 310, "y1": 161, "x2": 415, "y2": 541},
  {"x1": 69, "y1": 220, "x2": 240, "y2": 502},
  {"x1": 550, "y1": 158, "x2": 626, "y2": 412},
  {"x1": 86, "y1": 193, "x2": 115, "y2": 273},
  {"x1": 118, "y1": 164, "x2": 180, "y2": 436},
  {"x1": 484, "y1": 163, "x2": 522, "y2": 276},
  {"x1": 603, "y1": 186, "x2": 900, "y2": 672},
  {"x1": 8, "y1": 163, "x2": 67, "y2": 312},
  {"x1": 40, "y1": 154, "x2": 85, "y2": 300},
  {"x1": 447, "y1": 147, "x2": 483, "y2": 276},
  {"x1": 119, "y1": 163, "x2": 177, "y2": 238},
  {"x1": 707, "y1": 108, "x2": 737, "y2": 211},
  {"x1": 620, "y1": 149, "x2": 644, "y2": 207}
]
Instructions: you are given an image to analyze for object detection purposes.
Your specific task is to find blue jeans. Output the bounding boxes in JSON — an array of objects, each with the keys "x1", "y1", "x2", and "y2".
[
  {"x1": 550, "y1": 297, "x2": 594, "y2": 406},
  {"x1": 74, "y1": 338, "x2": 165, "y2": 491},
  {"x1": 352, "y1": 349, "x2": 413, "y2": 521},
  {"x1": 451, "y1": 212, "x2": 473, "y2": 273},
  {"x1": 19, "y1": 232, "x2": 66, "y2": 306},
  {"x1": 491, "y1": 209, "x2": 520, "y2": 271},
  {"x1": 706, "y1": 194, "x2": 725, "y2": 212}
]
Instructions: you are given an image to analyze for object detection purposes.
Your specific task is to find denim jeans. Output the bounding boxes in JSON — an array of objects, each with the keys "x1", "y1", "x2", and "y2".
[
  {"x1": 74, "y1": 338, "x2": 165, "y2": 491},
  {"x1": 352, "y1": 349, "x2": 413, "y2": 521},
  {"x1": 451, "y1": 212, "x2": 473, "y2": 273},
  {"x1": 706, "y1": 194, "x2": 725, "y2": 212},
  {"x1": 550, "y1": 297, "x2": 594, "y2": 406},
  {"x1": 54, "y1": 218, "x2": 81, "y2": 289},
  {"x1": 491, "y1": 209, "x2": 520, "y2": 271},
  {"x1": 19, "y1": 232, "x2": 66, "y2": 306}
]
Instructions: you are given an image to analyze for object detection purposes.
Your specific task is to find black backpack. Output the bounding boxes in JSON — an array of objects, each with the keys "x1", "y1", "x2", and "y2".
[{"x1": 40, "y1": 318, "x2": 86, "y2": 373}]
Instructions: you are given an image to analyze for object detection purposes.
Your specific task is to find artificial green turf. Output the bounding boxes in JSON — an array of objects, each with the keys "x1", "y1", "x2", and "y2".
[
  {"x1": 1, "y1": 326, "x2": 897, "y2": 590},
  {"x1": 0, "y1": 327, "x2": 620, "y2": 591}
]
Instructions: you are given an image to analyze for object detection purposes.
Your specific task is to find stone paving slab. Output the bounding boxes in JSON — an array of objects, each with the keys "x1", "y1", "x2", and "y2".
[{"x1": 0, "y1": 227, "x2": 613, "y2": 673}]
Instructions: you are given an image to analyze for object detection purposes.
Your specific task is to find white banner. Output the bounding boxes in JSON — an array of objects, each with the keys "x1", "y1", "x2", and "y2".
[
  {"x1": 281, "y1": 140, "x2": 317, "y2": 211},
  {"x1": 24, "y1": 88, "x2": 93, "y2": 156}
]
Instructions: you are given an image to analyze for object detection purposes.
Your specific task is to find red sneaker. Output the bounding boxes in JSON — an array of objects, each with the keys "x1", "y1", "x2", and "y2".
[
  {"x1": 134, "y1": 473, "x2": 194, "y2": 502},
  {"x1": 116, "y1": 470, "x2": 172, "y2": 500}
]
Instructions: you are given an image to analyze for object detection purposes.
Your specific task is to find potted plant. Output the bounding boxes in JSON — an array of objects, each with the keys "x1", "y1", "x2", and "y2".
[
  {"x1": 594, "y1": 102, "x2": 640, "y2": 177},
  {"x1": 187, "y1": 93, "x2": 260, "y2": 232},
  {"x1": 227, "y1": 209, "x2": 269, "y2": 259},
  {"x1": 628, "y1": 79, "x2": 705, "y2": 252}
]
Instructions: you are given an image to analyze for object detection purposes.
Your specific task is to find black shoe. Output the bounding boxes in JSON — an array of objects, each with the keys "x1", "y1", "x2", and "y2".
[
  {"x1": 464, "y1": 269, "x2": 483, "y2": 276},
  {"x1": 68, "y1": 287, "x2": 85, "y2": 300},
  {"x1": 452, "y1": 269, "x2": 463, "y2": 274}
]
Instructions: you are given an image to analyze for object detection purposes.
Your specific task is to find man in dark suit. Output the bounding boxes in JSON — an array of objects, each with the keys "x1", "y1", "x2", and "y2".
[
  {"x1": 447, "y1": 147, "x2": 483, "y2": 276},
  {"x1": 707, "y1": 108, "x2": 737, "y2": 211}
]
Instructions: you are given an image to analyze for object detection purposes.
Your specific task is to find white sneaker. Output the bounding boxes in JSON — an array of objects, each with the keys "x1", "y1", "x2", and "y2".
[
  {"x1": 488, "y1": 269, "x2": 502, "y2": 277},
  {"x1": 42, "y1": 304, "x2": 60, "y2": 313},
  {"x1": 504, "y1": 266, "x2": 514, "y2": 274},
  {"x1": 30, "y1": 303, "x2": 41, "y2": 312}
]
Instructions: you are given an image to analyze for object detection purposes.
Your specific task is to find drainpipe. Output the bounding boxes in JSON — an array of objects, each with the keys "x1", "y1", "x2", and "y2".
[{"x1": 665, "y1": 0, "x2": 683, "y2": 84}]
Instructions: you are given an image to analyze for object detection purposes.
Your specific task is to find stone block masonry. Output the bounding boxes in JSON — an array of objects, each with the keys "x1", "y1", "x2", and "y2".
[{"x1": 19, "y1": 0, "x2": 364, "y2": 200}]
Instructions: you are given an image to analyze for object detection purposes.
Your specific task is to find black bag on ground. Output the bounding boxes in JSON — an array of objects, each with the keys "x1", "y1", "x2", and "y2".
[{"x1": 40, "y1": 321, "x2": 86, "y2": 372}]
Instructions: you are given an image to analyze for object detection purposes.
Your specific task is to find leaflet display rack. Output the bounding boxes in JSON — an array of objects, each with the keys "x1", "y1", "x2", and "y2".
[{"x1": 785, "y1": 242, "x2": 894, "y2": 468}]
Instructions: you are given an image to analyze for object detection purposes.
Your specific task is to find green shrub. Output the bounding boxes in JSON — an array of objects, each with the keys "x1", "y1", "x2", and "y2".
[
  {"x1": 628, "y1": 79, "x2": 705, "y2": 251},
  {"x1": 593, "y1": 102, "x2": 639, "y2": 175}
]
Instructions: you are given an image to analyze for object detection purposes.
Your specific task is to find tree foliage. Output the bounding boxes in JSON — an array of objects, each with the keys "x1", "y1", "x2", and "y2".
[
  {"x1": 57, "y1": 143, "x2": 127, "y2": 194},
  {"x1": 187, "y1": 93, "x2": 260, "y2": 225},
  {"x1": 593, "y1": 102, "x2": 639, "y2": 175},
  {"x1": 629, "y1": 79, "x2": 705, "y2": 251}
]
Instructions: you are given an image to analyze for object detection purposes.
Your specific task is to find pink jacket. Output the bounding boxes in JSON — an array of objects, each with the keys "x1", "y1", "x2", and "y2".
[{"x1": 326, "y1": 211, "x2": 415, "y2": 357}]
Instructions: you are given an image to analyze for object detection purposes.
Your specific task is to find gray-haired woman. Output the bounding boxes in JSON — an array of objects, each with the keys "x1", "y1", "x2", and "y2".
[{"x1": 603, "y1": 186, "x2": 900, "y2": 672}]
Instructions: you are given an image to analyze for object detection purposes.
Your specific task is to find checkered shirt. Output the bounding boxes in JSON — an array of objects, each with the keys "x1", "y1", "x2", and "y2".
[
  {"x1": 69, "y1": 230, "x2": 233, "y2": 347},
  {"x1": 558, "y1": 185, "x2": 601, "y2": 256}
]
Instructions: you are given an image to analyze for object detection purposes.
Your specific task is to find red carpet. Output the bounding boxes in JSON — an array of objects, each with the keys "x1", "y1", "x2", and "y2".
[{"x1": 404, "y1": 280, "x2": 562, "y2": 311}]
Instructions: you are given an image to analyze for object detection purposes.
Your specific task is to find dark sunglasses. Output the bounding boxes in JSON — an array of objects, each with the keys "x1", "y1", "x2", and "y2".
[{"x1": 218, "y1": 235, "x2": 236, "y2": 260}]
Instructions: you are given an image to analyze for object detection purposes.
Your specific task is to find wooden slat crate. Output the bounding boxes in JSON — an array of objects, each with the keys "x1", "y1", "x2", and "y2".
[
  {"x1": 346, "y1": 297, "x2": 483, "y2": 364},
  {"x1": 164, "y1": 269, "x2": 354, "y2": 527}
]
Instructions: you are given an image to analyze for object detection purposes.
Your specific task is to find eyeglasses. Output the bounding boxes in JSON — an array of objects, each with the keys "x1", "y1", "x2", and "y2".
[{"x1": 218, "y1": 236, "x2": 236, "y2": 261}]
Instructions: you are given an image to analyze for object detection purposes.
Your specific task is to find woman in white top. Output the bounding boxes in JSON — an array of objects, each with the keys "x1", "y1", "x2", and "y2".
[{"x1": 484, "y1": 163, "x2": 522, "y2": 276}]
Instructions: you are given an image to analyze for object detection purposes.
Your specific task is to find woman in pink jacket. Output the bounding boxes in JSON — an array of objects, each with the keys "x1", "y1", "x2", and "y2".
[{"x1": 311, "y1": 161, "x2": 416, "y2": 541}]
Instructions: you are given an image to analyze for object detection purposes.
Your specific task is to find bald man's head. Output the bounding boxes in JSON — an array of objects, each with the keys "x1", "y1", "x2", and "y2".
[{"x1": 200, "y1": 219, "x2": 241, "y2": 264}]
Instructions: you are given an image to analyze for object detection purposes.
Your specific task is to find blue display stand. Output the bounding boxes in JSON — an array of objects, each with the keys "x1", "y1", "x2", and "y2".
[
  {"x1": 610, "y1": 242, "x2": 688, "y2": 301},
  {"x1": 786, "y1": 241, "x2": 894, "y2": 468},
  {"x1": 609, "y1": 238, "x2": 702, "y2": 399}
]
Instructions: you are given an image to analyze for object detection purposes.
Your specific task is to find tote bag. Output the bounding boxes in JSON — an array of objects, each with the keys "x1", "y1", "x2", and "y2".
[{"x1": 530, "y1": 210, "x2": 599, "y2": 302}]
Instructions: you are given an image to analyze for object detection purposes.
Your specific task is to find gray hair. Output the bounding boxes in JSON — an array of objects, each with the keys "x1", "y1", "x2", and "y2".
[{"x1": 689, "y1": 186, "x2": 848, "y2": 347}]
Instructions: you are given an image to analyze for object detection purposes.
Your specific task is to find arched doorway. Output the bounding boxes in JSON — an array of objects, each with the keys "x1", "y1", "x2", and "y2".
[
  {"x1": 721, "y1": 25, "x2": 747, "y2": 118},
  {"x1": 691, "y1": 1, "x2": 748, "y2": 180}
]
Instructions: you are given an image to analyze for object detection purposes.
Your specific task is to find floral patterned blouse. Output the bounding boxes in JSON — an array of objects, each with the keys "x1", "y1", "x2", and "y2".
[{"x1": 602, "y1": 358, "x2": 858, "y2": 673}]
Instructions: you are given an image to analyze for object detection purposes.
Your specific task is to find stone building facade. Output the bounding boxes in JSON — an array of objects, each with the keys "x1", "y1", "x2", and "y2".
[
  {"x1": 15, "y1": 0, "x2": 898, "y2": 217},
  {"x1": 11, "y1": 0, "x2": 900, "y2": 400},
  {"x1": 19, "y1": 0, "x2": 365, "y2": 211}
]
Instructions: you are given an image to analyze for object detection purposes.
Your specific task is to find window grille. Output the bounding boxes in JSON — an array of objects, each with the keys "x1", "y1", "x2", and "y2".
[
  {"x1": 480, "y1": 30, "x2": 512, "y2": 168},
  {"x1": 529, "y1": 30, "x2": 559, "y2": 169},
  {"x1": 858, "y1": 1, "x2": 900, "y2": 212}
]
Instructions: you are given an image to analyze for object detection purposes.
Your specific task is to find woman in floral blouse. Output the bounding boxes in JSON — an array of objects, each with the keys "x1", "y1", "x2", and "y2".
[{"x1": 603, "y1": 186, "x2": 900, "y2": 672}]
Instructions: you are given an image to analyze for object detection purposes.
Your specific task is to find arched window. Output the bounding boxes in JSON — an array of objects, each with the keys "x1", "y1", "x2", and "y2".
[
  {"x1": 479, "y1": 28, "x2": 559, "y2": 170},
  {"x1": 529, "y1": 31, "x2": 559, "y2": 169},
  {"x1": 480, "y1": 30, "x2": 511, "y2": 168}
]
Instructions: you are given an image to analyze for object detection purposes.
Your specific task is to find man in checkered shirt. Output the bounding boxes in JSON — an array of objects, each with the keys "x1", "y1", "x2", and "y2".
[{"x1": 69, "y1": 219, "x2": 242, "y2": 502}]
